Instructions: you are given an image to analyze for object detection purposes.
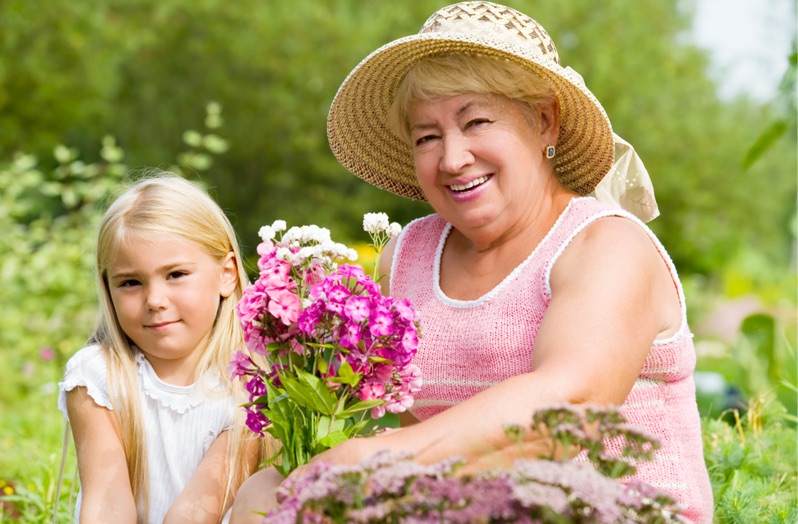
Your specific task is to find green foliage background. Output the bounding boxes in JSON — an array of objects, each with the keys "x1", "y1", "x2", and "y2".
[{"x1": 0, "y1": 0, "x2": 795, "y2": 521}]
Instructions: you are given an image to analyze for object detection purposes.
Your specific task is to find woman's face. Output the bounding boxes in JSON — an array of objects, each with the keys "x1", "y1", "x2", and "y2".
[{"x1": 408, "y1": 92, "x2": 557, "y2": 239}]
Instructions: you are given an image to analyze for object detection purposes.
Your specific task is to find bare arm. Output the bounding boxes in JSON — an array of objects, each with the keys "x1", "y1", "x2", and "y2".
[
  {"x1": 315, "y1": 217, "x2": 680, "y2": 470},
  {"x1": 164, "y1": 431, "x2": 229, "y2": 524},
  {"x1": 66, "y1": 387, "x2": 137, "y2": 524}
]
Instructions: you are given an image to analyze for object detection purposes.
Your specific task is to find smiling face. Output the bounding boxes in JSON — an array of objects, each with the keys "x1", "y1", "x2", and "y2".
[
  {"x1": 408, "y1": 92, "x2": 559, "y2": 239},
  {"x1": 106, "y1": 233, "x2": 237, "y2": 382}
]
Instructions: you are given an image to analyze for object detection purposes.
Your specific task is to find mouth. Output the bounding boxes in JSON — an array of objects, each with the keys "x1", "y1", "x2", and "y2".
[
  {"x1": 146, "y1": 320, "x2": 179, "y2": 330},
  {"x1": 448, "y1": 175, "x2": 492, "y2": 193}
]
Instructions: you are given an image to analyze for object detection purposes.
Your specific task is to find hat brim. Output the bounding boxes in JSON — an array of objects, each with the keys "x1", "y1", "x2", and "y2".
[{"x1": 328, "y1": 32, "x2": 615, "y2": 201}]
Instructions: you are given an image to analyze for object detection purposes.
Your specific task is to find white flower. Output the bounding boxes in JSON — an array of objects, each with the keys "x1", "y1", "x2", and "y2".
[
  {"x1": 346, "y1": 248, "x2": 359, "y2": 261},
  {"x1": 388, "y1": 222, "x2": 402, "y2": 238},
  {"x1": 363, "y1": 212, "x2": 390, "y2": 234},
  {"x1": 258, "y1": 225, "x2": 276, "y2": 241},
  {"x1": 276, "y1": 247, "x2": 293, "y2": 261},
  {"x1": 271, "y1": 219, "x2": 287, "y2": 232}
]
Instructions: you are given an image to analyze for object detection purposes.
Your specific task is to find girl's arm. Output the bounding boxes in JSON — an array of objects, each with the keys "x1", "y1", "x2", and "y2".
[
  {"x1": 166, "y1": 431, "x2": 263, "y2": 524},
  {"x1": 164, "y1": 431, "x2": 230, "y2": 524},
  {"x1": 66, "y1": 387, "x2": 137, "y2": 524}
]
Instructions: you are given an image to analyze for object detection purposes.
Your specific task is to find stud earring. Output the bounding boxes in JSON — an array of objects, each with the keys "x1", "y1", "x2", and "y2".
[{"x1": 544, "y1": 145, "x2": 556, "y2": 159}]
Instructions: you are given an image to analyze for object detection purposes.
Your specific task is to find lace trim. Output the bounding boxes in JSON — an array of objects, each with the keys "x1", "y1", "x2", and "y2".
[
  {"x1": 57, "y1": 377, "x2": 114, "y2": 419},
  {"x1": 135, "y1": 352, "x2": 214, "y2": 415}
]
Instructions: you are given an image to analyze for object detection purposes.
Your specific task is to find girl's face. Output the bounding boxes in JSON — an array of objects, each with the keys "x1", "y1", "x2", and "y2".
[
  {"x1": 408, "y1": 92, "x2": 557, "y2": 238},
  {"x1": 106, "y1": 233, "x2": 237, "y2": 384}
]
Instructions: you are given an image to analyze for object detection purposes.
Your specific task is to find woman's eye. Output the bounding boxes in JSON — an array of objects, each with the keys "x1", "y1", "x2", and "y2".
[
  {"x1": 467, "y1": 118, "x2": 491, "y2": 128},
  {"x1": 414, "y1": 134, "x2": 437, "y2": 146}
]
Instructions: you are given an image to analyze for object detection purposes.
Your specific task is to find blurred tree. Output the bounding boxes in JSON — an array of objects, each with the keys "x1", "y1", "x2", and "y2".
[{"x1": 0, "y1": 0, "x2": 794, "y2": 275}]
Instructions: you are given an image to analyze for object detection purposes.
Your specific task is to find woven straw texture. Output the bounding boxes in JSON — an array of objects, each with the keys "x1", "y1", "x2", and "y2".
[{"x1": 327, "y1": 1, "x2": 615, "y2": 201}]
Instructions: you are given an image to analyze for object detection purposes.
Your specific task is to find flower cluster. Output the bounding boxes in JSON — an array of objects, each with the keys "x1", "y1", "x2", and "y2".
[
  {"x1": 229, "y1": 216, "x2": 421, "y2": 474},
  {"x1": 264, "y1": 406, "x2": 683, "y2": 523}
]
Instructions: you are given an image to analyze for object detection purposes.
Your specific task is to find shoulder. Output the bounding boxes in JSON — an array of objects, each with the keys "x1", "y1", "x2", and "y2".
[
  {"x1": 58, "y1": 345, "x2": 114, "y2": 418},
  {"x1": 552, "y1": 214, "x2": 665, "y2": 292}
]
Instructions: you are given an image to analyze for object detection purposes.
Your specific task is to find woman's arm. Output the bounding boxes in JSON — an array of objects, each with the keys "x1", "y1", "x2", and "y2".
[
  {"x1": 66, "y1": 387, "x2": 137, "y2": 524},
  {"x1": 311, "y1": 217, "x2": 681, "y2": 471}
]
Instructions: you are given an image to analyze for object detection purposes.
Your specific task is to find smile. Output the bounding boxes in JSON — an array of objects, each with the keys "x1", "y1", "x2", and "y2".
[
  {"x1": 146, "y1": 320, "x2": 179, "y2": 330},
  {"x1": 449, "y1": 175, "x2": 491, "y2": 192}
]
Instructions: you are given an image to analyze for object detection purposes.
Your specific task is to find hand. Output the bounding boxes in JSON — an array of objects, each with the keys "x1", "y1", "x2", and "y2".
[{"x1": 285, "y1": 432, "x2": 397, "y2": 485}]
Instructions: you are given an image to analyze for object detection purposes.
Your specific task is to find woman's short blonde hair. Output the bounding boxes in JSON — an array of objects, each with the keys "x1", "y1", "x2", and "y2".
[{"x1": 388, "y1": 53, "x2": 555, "y2": 144}]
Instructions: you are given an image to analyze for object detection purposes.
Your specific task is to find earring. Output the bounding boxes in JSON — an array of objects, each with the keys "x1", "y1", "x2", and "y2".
[{"x1": 544, "y1": 145, "x2": 556, "y2": 159}]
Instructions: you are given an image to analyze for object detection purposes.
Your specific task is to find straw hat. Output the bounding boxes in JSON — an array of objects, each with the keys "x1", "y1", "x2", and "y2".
[{"x1": 327, "y1": 1, "x2": 615, "y2": 200}]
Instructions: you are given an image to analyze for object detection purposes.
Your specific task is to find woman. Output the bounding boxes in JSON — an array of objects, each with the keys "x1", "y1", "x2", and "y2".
[{"x1": 231, "y1": 2, "x2": 712, "y2": 522}]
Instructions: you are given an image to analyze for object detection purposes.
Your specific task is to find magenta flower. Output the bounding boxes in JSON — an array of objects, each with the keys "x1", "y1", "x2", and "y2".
[
  {"x1": 227, "y1": 350, "x2": 253, "y2": 379},
  {"x1": 369, "y1": 307, "x2": 394, "y2": 337},
  {"x1": 344, "y1": 295, "x2": 371, "y2": 322},
  {"x1": 231, "y1": 217, "x2": 422, "y2": 476}
]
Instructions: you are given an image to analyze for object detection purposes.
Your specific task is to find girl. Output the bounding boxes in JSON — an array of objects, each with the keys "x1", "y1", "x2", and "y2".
[{"x1": 58, "y1": 173, "x2": 274, "y2": 523}]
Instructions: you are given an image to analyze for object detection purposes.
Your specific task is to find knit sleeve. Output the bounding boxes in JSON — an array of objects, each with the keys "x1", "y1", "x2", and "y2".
[{"x1": 57, "y1": 345, "x2": 113, "y2": 420}]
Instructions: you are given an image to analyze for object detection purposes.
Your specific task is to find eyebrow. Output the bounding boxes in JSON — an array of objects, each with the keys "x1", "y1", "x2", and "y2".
[
  {"x1": 108, "y1": 261, "x2": 197, "y2": 280},
  {"x1": 410, "y1": 100, "x2": 480, "y2": 131}
]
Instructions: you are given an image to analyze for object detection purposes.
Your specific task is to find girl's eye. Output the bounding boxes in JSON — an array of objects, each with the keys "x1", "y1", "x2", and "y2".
[
  {"x1": 119, "y1": 279, "x2": 140, "y2": 288},
  {"x1": 168, "y1": 270, "x2": 188, "y2": 279}
]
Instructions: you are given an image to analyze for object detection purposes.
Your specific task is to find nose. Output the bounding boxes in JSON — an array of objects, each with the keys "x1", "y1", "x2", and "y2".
[
  {"x1": 145, "y1": 283, "x2": 169, "y2": 310},
  {"x1": 439, "y1": 134, "x2": 474, "y2": 174}
]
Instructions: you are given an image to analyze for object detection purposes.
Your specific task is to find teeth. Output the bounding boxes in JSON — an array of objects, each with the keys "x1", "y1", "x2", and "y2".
[{"x1": 450, "y1": 176, "x2": 489, "y2": 192}]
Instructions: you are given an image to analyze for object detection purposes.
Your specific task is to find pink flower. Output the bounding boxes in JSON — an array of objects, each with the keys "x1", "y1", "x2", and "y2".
[
  {"x1": 39, "y1": 347, "x2": 55, "y2": 361},
  {"x1": 401, "y1": 327, "x2": 419, "y2": 352},
  {"x1": 394, "y1": 299, "x2": 418, "y2": 322},
  {"x1": 369, "y1": 307, "x2": 393, "y2": 337},
  {"x1": 344, "y1": 295, "x2": 371, "y2": 322},
  {"x1": 358, "y1": 382, "x2": 386, "y2": 401},
  {"x1": 327, "y1": 284, "x2": 351, "y2": 304},
  {"x1": 227, "y1": 350, "x2": 253, "y2": 379},
  {"x1": 268, "y1": 289, "x2": 301, "y2": 326},
  {"x1": 339, "y1": 321, "x2": 363, "y2": 348}
]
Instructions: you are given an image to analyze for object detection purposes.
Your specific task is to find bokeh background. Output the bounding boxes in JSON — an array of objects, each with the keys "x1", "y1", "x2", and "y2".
[{"x1": 1, "y1": 0, "x2": 795, "y2": 521}]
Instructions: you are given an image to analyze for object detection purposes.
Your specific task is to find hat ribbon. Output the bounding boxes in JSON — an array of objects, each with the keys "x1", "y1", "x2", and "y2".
[{"x1": 591, "y1": 134, "x2": 660, "y2": 222}]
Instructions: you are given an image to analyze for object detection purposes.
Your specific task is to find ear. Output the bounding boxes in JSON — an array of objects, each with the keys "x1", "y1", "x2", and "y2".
[
  {"x1": 219, "y1": 251, "x2": 239, "y2": 298},
  {"x1": 539, "y1": 96, "x2": 561, "y2": 144}
]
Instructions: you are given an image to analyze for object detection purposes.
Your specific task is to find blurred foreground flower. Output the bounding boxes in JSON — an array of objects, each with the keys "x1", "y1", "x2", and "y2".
[{"x1": 265, "y1": 405, "x2": 683, "y2": 523}]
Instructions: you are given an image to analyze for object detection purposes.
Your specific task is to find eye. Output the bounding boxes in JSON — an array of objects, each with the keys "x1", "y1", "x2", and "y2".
[
  {"x1": 414, "y1": 134, "x2": 438, "y2": 146},
  {"x1": 118, "y1": 279, "x2": 141, "y2": 288},
  {"x1": 168, "y1": 270, "x2": 188, "y2": 280},
  {"x1": 466, "y1": 118, "x2": 491, "y2": 128}
]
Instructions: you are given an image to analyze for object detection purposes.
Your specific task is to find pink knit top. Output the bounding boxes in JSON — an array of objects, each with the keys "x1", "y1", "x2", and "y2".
[{"x1": 392, "y1": 197, "x2": 713, "y2": 523}]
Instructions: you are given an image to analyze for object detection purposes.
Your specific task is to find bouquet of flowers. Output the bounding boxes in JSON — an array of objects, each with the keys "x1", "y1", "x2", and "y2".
[
  {"x1": 266, "y1": 405, "x2": 683, "y2": 523},
  {"x1": 228, "y1": 213, "x2": 422, "y2": 475}
]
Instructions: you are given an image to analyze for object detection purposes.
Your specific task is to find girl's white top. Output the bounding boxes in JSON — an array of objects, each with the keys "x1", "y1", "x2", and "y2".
[{"x1": 58, "y1": 345, "x2": 237, "y2": 523}]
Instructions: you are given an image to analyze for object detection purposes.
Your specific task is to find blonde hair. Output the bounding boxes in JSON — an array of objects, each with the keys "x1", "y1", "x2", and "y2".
[
  {"x1": 388, "y1": 53, "x2": 555, "y2": 143},
  {"x1": 92, "y1": 172, "x2": 272, "y2": 519}
]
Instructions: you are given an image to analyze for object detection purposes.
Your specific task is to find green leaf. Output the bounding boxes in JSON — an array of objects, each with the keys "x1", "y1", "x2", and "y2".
[
  {"x1": 280, "y1": 370, "x2": 337, "y2": 415},
  {"x1": 317, "y1": 430, "x2": 348, "y2": 448},
  {"x1": 367, "y1": 355, "x2": 394, "y2": 364},
  {"x1": 327, "y1": 359, "x2": 361, "y2": 387},
  {"x1": 742, "y1": 120, "x2": 788, "y2": 170},
  {"x1": 338, "y1": 398, "x2": 385, "y2": 419},
  {"x1": 182, "y1": 130, "x2": 203, "y2": 147}
]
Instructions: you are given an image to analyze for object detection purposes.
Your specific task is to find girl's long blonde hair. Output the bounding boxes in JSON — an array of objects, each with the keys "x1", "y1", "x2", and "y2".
[{"x1": 92, "y1": 172, "x2": 273, "y2": 519}]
